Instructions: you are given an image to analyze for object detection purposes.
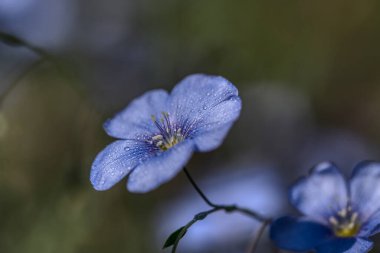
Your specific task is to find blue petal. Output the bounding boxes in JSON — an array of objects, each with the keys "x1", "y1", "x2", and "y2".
[
  {"x1": 127, "y1": 141, "x2": 194, "y2": 193},
  {"x1": 90, "y1": 140, "x2": 152, "y2": 191},
  {"x1": 192, "y1": 96, "x2": 241, "y2": 152},
  {"x1": 359, "y1": 211, "x2": 380, "y2": 237},
  {"x1": 270, "y1": 216, "x2": 332, "y2": 251},
  {"x1": 191, "y1": 123, "x2": 234, "y2": 152},
  {"x1": 290, "y1": 162, "x2": 348, "y2": 222},
  {"x1": 350, "y1": 161, "x2": 380, "y2": 228},
  {"x1": 104, "y1": 89, "x2": 169, "y2": 139},
  {"x1": 169, "y1": 74, "x2": 241, "y2": 152},
  {"x1": 316, "y1": 238, "x2": 372, "y2": 253}
]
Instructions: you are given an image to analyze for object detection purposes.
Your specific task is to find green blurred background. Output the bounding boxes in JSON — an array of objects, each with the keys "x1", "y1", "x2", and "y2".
[{"x1": 1, "y1": 0, "x2": 380, "y2": 252}]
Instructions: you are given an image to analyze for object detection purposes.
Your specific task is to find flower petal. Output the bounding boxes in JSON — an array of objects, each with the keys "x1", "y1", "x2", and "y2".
[
  {"x1": 359, "y1": 211, "x2": 380, "y2": 237},
  {"x1": 104, "y1": 89, "x2": 169, "y2": 139},
  {"x1": 90, "y1": 140, "x2": 151, "y2": 191},
  {"x1": 350, "y1": 161, "x2": 380, "y2": 225},
  {"x1": 169, "y1": 74, "x2": 241, "y2": 151},
  {"x1": 192, "y1": 96, "x2": 241, "y2": 151},
  {"x1": 316, "y1": 238, "x2": 372, "y2": 253},
  {"x1": 270, "y1": 216, "x2": 332, "y2": 251},
  {"x1": 127, "y1": 141, "x2": 194, "y2": 193},
  {"x1": 290, "y1": 162, "x2": 348, "y2": 222}
]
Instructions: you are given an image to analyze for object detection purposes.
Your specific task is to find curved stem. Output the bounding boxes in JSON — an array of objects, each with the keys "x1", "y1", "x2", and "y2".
[
  {"x1": 174, "y1": 167, "x2": 272, "y2": 253},
  {"x1": 0, "y1": 31, "x2": 49, "y2": 59},
  {"x1": 0, "y1": 31, "x2": 54, "y2": 108},
  {"x1": 0, "y1": 31, "x2": 86, "y2": 105},
  {"x1": 183, "y1": 167, "x2": 216, "y2": 207},
  {"x1": 246, "y1": 219, "x2": 271, "y2": 253},
  {"x1": 183, "y1": 167, "x2": 269, "y2": 222},
  {"x1": 0, "y1": 59, "x2": 45, "y2": 108}
]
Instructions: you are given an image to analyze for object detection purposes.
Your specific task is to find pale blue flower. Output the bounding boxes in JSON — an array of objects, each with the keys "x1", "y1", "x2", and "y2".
[
  {"x1": 90, "y1": 74, "x2": 241, "y2": 193},
  {"x1": 270, "y1": 161, "x2": 380, "y2": 253}
]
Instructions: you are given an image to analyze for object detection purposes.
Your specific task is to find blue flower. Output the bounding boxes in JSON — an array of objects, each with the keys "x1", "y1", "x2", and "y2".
[
  {"x1": 270, "y1": 161, "x2": 380, "y2": 253},
  {"x1": 90, "y1": 74, "x2": 242, "y2": 193}
]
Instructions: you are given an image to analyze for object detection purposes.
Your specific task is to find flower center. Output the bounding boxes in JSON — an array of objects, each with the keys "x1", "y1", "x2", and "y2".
[
  {"x1": 148, "y1": 112, "x2": 184, "y2": 151},
  {"x1": 328, "y1": 207, "x2": 361, "y2": 237}
]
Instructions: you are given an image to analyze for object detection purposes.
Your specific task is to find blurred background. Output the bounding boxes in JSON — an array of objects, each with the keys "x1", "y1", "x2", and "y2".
[{"x1": 1, "y1": 0, "x2": 380, "y2": 252}]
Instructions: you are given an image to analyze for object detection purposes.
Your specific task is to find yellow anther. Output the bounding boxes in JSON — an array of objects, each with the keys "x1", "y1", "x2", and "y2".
[
  {"x1": 329, "y1": 209, "x2": 361, "y2": 238},
  {"x1": 149, "y1": 111, "x2": 185, "y2": 151}
]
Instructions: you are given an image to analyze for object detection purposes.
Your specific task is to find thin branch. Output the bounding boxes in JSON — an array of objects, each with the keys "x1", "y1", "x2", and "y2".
[
  {"x1": 183, "y1": 167, "x2": 216, "y2": 207},
  {"x1": 246, "y1": 219, "x2": 271, "y2": 253},
  {"x1": 183, "y1": 167, "x2": 269, "y2": 222},
  {"x1": 0, "y1": 31, "x2": 50, "y2": 59},
  {"x1": 171, "y1": 208, "x2": 222, "y2": 253},
  {"x1": 0, "y1": 31, "x2": 85, "y2": 105},
  {"x1": 0, "y1": 59, "x2": 45, "y2": 108},
  {"x1": 0, "y1": 31, "x2": 55, "y2": 108},
  {"x1": 176, "y1": 167, "x2": 272, "y2": 253}
]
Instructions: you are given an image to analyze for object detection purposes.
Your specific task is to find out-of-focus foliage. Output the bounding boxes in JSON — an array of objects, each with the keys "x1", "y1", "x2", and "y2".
[{"x1": 0, "y1": 0, "x2": 380, "y2": 252}]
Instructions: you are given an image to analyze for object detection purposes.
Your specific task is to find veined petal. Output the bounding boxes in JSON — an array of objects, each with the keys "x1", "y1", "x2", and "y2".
[
  {"x1": 316, "y1": 238, "x2": 372, "y2": 253},
  {"x1": 90, "y1": 140, "x2": 152, "y2": 191},
  {"x1": 192, "y1": 96, "x2": 241, "y2": 151},
  {"x1": 170, "y1": 74, "x2": 239, "y2": 115},
  {"x1": 169, "y1": 74, "x2": 241, "y2": 151},
  {"x1": 104, "y1": 89, "x2": 169, "y2": 139},
  {"x1": 358, "y1": 211, "x2": 380, "y2": 237},
  {"x1": 192, "y1": 123, "x2": 234, "y2": 152},
  {"x1": 350, "y1": 161, "x2": 380, "y2": 224},
  {"x1": 270, "y1": 216, "x2": 332, "y2": 252},
  {"x1": 127, "y1": 141, "x2": 194, "y2": 193},
  {"x1": 290, "y1": 162, "x2": 348, "y2": 222}
]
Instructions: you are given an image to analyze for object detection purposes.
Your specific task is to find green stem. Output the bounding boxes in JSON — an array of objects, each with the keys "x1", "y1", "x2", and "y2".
[
  {"x1": 171, "y1": 208, "x2": 221, "y2": 253},
  {"x1": 171, "y1": 167, "x2": 272, "y2": 253}
]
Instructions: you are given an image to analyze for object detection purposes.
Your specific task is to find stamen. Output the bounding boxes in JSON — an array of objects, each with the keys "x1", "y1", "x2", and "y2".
[
  {"x1": 152, "y1": 135, "x2": 163, "y2": 141},
  {"x1": 162, "y1": 112, "x2": 172, "y2": 134},
  {"x1": 329, "y1": 207, "x2": 361, "y2": 237},
  {"x1": 338, "y1": 209, "x2": 347, "y2": 217},
  {"x1": 149, "y1": 112, "x2": 185, "y2": 151},
  {"x1": 351, "y1": 212, "x2": 358, "y2": 222},
  {"x1": 329, "y1": 217, "x2": 338, "y2": 226}
]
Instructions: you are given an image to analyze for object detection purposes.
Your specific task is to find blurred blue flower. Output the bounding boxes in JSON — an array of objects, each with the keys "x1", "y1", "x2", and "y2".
[
  {"x1": 90, "y1": 74, "x2": 241, "y2": 193},
  {"x1": 270, "y1": 161, "x2": 380, "y2": 253}
]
